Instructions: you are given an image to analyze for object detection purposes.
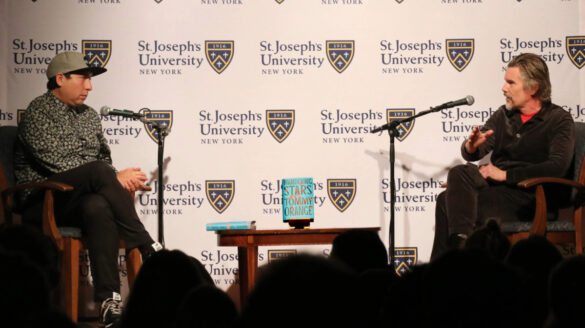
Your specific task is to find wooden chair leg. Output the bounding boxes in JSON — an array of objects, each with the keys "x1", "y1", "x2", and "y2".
[
  {"x1": 575, "y1": 209, "x2": 584, "y2": 254},
  {"x1": 62, "y1": 238, "x2": 81, "y2": 322},
  {"x1": 126, "y1": 248, "x2": 142, "y2": 289}
]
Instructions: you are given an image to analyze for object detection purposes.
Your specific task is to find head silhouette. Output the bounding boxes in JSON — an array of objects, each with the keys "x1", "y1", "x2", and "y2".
[
  {"x1": 238, "y1": 254, "x2": 359, "y2": 328},
  {"x1": 330, "y1": 229, "x2": 388, "y2": 273},
  {"x1": 121, "y1": 249, "x2": 213, "y2": 328}
]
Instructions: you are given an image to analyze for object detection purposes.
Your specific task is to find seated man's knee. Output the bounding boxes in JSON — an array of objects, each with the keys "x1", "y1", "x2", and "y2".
[
  {"x1": 79, "y1": 161, "x2": 119, "y2": 187},
  {"x1": 84, "y1": 161, "x2": 116, "y2": 177},
  {"x1": 446, "y1": 163, "x2": 486, "y2": 189},
  {"x1": 447, "y1": 164, "x2": 471, "y2": 182}
]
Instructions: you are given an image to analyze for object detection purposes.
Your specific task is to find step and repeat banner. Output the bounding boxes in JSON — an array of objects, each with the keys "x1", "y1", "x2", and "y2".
[{"x1": 1, "y1": 0, "x2": 584, "y2": 303}]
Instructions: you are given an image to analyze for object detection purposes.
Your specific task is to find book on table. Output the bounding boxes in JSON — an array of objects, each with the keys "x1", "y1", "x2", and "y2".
[
  {"x1": 206, "y1": 220, "x2": 256, "y2": 231},
  {"x1": 282, "y1": 177, "x2": 314, "y2": 229}
]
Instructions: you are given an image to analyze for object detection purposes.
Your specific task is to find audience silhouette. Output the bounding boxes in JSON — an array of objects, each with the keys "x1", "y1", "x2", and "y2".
[
  {"x1": 464, "y1": 219, "x2": 511, "y2": 261},
  {"x1": 330, "y1": 228, "x2": 389, "y2": 273},
  {"x1": 547, "y1": 255, "x2": 585, "y2": 328},
  {"x1": 120, "y1": 249, "x2": 213, "y2": 328},
  {"x1": 506, "y1": 235, "x2": 563, "y2": 327},
  {"x1": 424, "y1": 248, "x2": 526, "y2": 327},
  {"x1": 0, "y1": 223, "x2": 60, "y2": 292},
  {"x1": 0, "y1": 248, "x2": 52, "y2": 327},
  {"x1": 0, "y1": 223, "x2": 76, "y2": 327},
  {"x1": 330, "y1": 228, "x2": 398, "y2": 327},
  {"x1": 174, "y1": 284, "x2": 238, "y2": 328},
  {"x1": 2, "y1": 224, "x2": 584, "y2": 327},
  {"x1": 237, "y1": 253, "x2": 361, "y2": 328},
  {"x1": 382, "y1": 263, "x2": 428, "y2": 328}
]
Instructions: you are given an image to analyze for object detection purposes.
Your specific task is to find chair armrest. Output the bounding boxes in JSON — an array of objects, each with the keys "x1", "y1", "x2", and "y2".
[
  {"x1": 2, "y1": 181, "x2": 73, "y2": 220},
  {"x1": 517, "y1": 177, "x2": 584, "y2": 190},
  {"x1": 1, "y1": 181, "x2": 73, "y2": 247},
  {"x1": 27, "y1": 181, "x2": 73, "y2": 192},
  {"x1": 2, "y1": 181, "x2": 73, "y2": 196},
  {"x1": 517, "y1": 177, "x2": 585, "y2": 236}
]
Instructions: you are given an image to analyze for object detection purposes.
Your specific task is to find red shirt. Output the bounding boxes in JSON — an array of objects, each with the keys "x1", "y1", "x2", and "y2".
[{"x1": 521, "y1": 110, "x2": 540, "y2": 123}]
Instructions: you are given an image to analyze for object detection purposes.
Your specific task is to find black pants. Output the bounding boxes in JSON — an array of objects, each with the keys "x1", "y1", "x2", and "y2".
[
  {"x1": 430, "y1": 163, "x2": 535, "y2": 261},
  {"x1": 23, "y1": 161, "x2": 154, "y2": 302}
]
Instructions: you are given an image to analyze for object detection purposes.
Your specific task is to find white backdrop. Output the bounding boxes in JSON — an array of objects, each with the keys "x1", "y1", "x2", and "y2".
[{"x1": 1, "y1": 0, "x2": 584, "y2": 308}]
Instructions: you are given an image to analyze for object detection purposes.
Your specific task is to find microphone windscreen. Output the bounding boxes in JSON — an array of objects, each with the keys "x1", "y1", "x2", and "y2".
[
  {"x1": 100, "y1": 106, "x2": 111, "y2": 115},
  {"x1": 466, "y1": 95, "x2": 475, "y2": 106}
]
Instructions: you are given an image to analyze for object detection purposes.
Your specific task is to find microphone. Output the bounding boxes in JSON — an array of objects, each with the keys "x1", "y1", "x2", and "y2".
[
  {"x1": 370, "y1": 96, "x2": 475, "y2": 133},
  {"x1": 100, "y1": 106, "x2": 144, "y2": 118},
  {"x1": 434, "y1": 95, "x2": 475, "y2": 110}
]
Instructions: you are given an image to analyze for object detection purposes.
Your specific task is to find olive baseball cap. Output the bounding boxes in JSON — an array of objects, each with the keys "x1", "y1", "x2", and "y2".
[{"x1": 46, "y1": 51, "x2": 107, "y2": 79}]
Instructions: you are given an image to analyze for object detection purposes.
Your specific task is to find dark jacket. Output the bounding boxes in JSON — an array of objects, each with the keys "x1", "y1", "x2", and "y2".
[{"x1": 461, "y1": 102, "x2": 575, "y2": 185}]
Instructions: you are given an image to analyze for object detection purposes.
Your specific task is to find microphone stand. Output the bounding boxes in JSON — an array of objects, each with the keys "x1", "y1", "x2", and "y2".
[
  {"x1": 139, "y1": 117, "x2": 170, "y2": 246},
  {"x1": 372, "y1": 105, "x2": 445, "y2": 269}
]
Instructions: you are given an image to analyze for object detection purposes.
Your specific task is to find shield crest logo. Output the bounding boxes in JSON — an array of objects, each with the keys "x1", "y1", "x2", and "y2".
[
  {"x1": 266, "y1": 110, "x2": 295, "y2": 143},
  {"x1": 393, "y1": 247, "x2": 417, "y2": 276},
  {"x1": 17, "y1": 109, "x2": 25, "y2": 124},
  {"x1": 275, "y1": 0, "x2": 285, "y2": 3},
  {"x1": 205, "y1": 41, "x2": 234, "y2": 74},
  {"x1": 445, "y1": 39, "x2": 474, "y2": 72},
  {"x1": 387, "y1": 109, "x2": 415, "y2": 141},
  {"x1": 206, "y1": 180, "x2": 235, "y2": 213},
  {"x1": 143, "y1": 110, "x2": 173, "y2": 144},
  {"x1": 327, "y1": 179, "x2": 357, "y2": 212},
  {"x1": 566, "y1": 36, "x2": 585, "y2": 69},
  {"x1": 326, "y1": 41, "x2": 355, "y2": 73},
  {"x1": 82, "y1": 40, "x2": 112, "y2": 68}
]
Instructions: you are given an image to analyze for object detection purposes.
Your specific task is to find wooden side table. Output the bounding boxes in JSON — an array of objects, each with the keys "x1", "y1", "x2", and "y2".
[{"x1": 216, "y1": 227, "x2": 380, "y2": 305}]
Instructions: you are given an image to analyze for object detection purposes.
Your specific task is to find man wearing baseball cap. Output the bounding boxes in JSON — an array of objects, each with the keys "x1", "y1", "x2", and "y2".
[{"x1": 15, "y1": 52, "x2": 162, "y2": 327}]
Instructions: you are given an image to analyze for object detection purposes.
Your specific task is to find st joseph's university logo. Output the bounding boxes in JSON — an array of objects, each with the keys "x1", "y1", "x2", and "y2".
[
  {"x1": 82, "y1": 40, "x2": 112, "y2": 68},
  {"x1": 206, "y1": 180, "x2": 235, "y2": 213},
  {"x1": 266, "y1": 110, "x2": 295, "y2": 143},
  {"x1": 327, "y1": 179, "x2": 356, "y2": 212},
  {"x1": 326, "y1": 41, "x2": 355, "y2": 73},
  {"x1": 205, "y1": 41, "x2": 234, "y2": 74},
  {"x1": 445, "y1": 39, "x2": 474, "y2": 72},
  {"x1": 566, "y1": 36, "x2": 585, "y2": 69}
]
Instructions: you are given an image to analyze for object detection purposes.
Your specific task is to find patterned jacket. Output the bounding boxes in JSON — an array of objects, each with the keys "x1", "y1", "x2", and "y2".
[{"x1": 14, "y1": 91, "x2": 113, "y2": 201}]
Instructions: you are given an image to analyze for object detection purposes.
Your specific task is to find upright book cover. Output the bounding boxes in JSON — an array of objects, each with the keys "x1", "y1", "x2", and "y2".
[{"x1": 282, "y1": 177, "x2": 314, "y2": 227}]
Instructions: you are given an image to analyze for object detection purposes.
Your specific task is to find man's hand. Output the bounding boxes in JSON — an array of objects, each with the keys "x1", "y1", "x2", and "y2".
[
  {"x1": 479, "y1": 163, "x2": 506, "y2": 182},
  {"x1": 465, "y1": 126, "x2": 494, "y2": 154},
  {"x1": 117, "y1": 167, "x2": 148, "y2": 192}
]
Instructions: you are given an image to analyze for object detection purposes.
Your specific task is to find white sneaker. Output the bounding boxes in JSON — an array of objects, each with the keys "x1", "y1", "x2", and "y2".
[{"x1": 99, "y1": 292, "x2": 122, "y2": 328}]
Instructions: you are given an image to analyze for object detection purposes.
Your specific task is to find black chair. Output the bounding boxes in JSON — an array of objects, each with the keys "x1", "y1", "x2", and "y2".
[
  {"x1": 0, "y1": 125, "x2": 142, "y2": 322},
  {"x1": 501, "y1": 122, "x2": 585, "y2": 254}
]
